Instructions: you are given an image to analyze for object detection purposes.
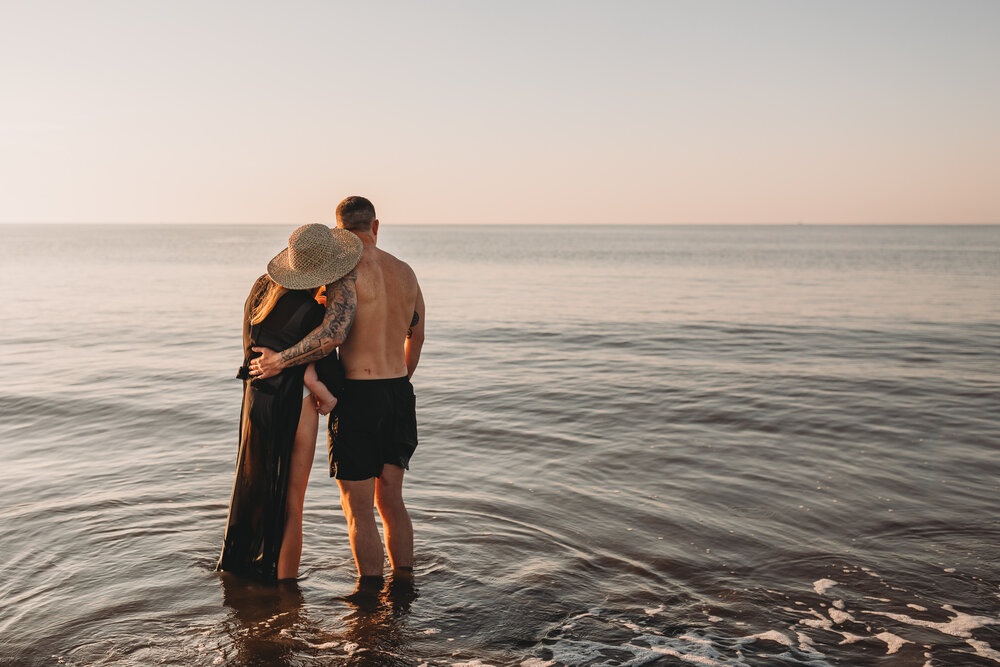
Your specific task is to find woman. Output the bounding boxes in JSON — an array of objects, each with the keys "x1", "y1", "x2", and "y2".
[{"x1": 218, "y1": 223, "x2": 363, "y2": 581}]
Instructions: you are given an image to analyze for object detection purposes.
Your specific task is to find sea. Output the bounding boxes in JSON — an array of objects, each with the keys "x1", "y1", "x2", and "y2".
[{"x1": 0, "y1": 223, "x2": 998, "y2": 666}]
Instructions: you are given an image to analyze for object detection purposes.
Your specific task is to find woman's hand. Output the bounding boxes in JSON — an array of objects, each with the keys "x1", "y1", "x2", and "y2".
[{"x1": 249, "y1": 347, "x2": 286, "y2": 379}]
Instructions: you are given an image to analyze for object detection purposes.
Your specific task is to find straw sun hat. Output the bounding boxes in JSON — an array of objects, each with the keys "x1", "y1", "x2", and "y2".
[{"x1": 267, "y1": 223, "x2": 364, "y2": 289}]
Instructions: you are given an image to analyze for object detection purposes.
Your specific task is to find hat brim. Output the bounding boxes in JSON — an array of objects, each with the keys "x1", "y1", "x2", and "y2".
[{"x1": 267, "y1": 228, "x2": 364, "y2": 289}]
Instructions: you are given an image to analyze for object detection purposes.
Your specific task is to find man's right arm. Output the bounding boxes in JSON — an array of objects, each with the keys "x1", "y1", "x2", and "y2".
[
  {"x1": 405, "y1": 282, "x2": 425, "y2": 379},
  {"x1": 249, "y1": 271, "x2": 357, "y2": 378}
]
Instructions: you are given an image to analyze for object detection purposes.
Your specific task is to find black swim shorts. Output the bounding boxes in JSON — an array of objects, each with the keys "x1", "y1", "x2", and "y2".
[{"x1": 328, "y1": 376, "x2": 418, "y2": 480}]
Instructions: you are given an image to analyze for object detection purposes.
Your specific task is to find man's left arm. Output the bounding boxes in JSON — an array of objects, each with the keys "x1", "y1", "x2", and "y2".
[
  {"x1": 250, "y1": 271, "x2": 357, "y2": 379},
  {"x1": 405, "y1": 282, "x2": 425, "y2": 379}
]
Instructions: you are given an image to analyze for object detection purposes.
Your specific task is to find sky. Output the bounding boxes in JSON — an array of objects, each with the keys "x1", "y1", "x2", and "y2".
[{"x1": 1, "y1": 0, "x2": 998, "y2": 225}]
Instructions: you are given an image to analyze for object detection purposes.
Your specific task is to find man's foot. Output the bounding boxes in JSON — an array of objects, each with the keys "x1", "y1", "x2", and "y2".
[{"x1": 317, "y1": 396, "x2": 338, "y2": 416}]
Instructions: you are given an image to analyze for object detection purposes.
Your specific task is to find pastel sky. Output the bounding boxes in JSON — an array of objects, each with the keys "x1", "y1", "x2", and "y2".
[{"x1": 2, "y1": 1, "x2": 998, "y2": 224}]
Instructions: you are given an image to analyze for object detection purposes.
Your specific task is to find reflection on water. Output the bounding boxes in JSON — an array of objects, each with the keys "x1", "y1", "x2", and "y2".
[
  {"x1": 218, "y1": 574, "x2": 306, "y2": 666},
  {"x1": 217, "y1": 572, "x2": 419, "y2": 666},
  {"x1": 339, "y1": 575, "x2": 419, "y2": 666}
]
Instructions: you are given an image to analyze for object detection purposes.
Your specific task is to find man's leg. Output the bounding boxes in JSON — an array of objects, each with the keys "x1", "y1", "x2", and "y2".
[
  {"x1": 337, "y1": 477, "x2": 385, "y2": 577},
  {"x1": 374, "y1": 464, "x2": 413, "y2": 571}
]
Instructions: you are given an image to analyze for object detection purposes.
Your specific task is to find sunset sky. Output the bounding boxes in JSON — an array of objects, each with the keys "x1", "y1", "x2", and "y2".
[{"x1": 2, "y1": 0, "x2": 998, "y2": 224}]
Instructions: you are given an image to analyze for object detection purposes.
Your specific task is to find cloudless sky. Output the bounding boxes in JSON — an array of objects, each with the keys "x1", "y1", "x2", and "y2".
[{"x1": 1, "y1": 0, "x2": 998, "y2": 224}]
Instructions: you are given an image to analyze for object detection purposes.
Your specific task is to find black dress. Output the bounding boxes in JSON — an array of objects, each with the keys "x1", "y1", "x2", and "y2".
[{"x1": 217, "y1": 276, "x2": 325, "y2": 581}]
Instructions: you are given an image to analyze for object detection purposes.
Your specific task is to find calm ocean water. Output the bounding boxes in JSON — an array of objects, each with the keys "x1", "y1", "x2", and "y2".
[{"x1": 1, "y1": 223, "x2": 998, "y2": 666}]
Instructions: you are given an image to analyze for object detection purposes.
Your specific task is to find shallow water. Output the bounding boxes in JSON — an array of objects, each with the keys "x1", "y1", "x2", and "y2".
[{"x1": 1, "y1": 223, "x2": 998, "y2": 666}]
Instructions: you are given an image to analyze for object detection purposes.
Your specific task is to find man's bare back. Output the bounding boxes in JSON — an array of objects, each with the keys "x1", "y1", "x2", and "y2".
[{"x1": 340, "y1": 243, "x2": 423, "y2": 380}]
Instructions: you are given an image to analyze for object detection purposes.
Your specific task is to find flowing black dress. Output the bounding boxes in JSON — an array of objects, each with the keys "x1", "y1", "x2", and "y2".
[{"x1": 217, "y1": 276, "x2": 325, "y2": 581}]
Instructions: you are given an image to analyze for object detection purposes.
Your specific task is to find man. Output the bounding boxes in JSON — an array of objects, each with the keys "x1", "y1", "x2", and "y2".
[{"x1": 250, "y1": 196, "x2": 425, "y2": 579}]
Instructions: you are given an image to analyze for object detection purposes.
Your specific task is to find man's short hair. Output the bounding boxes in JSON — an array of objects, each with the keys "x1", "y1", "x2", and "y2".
[{"x1": 336, "y1": 196, "x2": 376, "y2": 231}]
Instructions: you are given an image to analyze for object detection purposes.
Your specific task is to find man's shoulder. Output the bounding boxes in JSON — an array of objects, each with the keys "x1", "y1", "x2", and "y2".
[
  {"x1": 373, "y1": 246, "x2": 403, "y2": 264},
  {"x1": 372, "y1": 248, "x2": 417, "y2": 280}
]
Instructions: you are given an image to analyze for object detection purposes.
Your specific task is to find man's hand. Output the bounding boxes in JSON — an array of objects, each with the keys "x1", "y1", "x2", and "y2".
[{"x1": 249, "y1": 347, "x2": 286, "y2": 379}]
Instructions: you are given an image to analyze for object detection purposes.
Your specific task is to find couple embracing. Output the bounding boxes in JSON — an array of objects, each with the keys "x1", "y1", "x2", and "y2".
[{"x1": 216, "y1": 196, "x2": 425, "y2": 584}]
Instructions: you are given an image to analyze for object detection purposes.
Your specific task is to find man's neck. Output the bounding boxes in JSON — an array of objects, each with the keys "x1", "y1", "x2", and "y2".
[{"x1": 354, "y1": 231, "x2": 377, "y2": 248}]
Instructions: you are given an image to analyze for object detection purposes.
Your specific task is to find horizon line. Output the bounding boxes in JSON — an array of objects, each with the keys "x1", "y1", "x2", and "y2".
[{"x1": 2, "y1": 221, "x2": 998, "y2": 227}]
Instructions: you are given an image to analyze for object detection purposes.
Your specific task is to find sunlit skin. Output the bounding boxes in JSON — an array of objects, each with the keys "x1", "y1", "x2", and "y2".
[
  {"x1": 336, "y1": 219, "x2": 425, "y2": 382},
  {"x1": 275, "y1": 395, "x2": 318, "y2": 580}
]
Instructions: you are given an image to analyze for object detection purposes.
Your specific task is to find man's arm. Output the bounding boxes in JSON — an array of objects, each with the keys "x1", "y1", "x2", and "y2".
[
  {"x1": 250, "y1": 272, "x2": 357, "y2": 379},
  {"x1": 405, "y1": 283, "x2": 425, "y2": 379}
]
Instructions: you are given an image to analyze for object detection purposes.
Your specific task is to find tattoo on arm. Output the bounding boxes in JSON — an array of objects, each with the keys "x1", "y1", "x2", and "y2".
[
  {"x1": 280, "y1": 273, "x2": 357, "y2": 366},
  {"x1": 407, "y1": 310, "x2": 419, "y2": 339}
]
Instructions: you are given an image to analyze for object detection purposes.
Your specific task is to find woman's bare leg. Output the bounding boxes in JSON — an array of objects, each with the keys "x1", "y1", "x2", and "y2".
[{"x1": 277, "y1": 395, "x2": 318, "y2": 580}]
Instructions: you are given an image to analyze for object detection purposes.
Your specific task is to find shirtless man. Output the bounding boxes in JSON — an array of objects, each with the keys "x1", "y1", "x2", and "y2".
[{"x1": 249, "y1": 196, "x2": 425, "y2": 579}]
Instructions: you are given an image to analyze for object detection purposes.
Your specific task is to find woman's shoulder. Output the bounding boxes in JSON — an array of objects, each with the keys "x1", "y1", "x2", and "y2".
[
  {"x1": 251, "y1": 274, "x2": 270, "y2": 291},
  {"x1": 244, "y1": 274, "x2": 271, "y2": 312}
]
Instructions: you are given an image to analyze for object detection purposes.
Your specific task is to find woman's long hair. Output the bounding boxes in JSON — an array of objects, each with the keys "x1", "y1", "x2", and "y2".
[
  {"x1": 249, "y1": 276, "x2": 320, "y2": 325},
  {"x1": 249, "y1": 276, "x2": 288, "y2": 325}
]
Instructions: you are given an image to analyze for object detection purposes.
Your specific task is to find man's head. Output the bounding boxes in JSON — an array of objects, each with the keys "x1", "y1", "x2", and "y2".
[{"x1": 336, "y1": 196, "x2": 377, "y2": 232}]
